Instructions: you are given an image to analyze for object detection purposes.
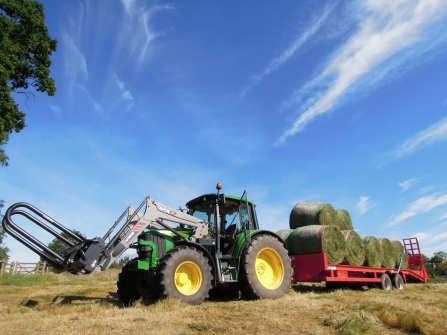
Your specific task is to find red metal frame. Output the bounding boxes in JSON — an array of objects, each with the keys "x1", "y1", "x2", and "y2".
[{"x1": 290, "y1": 238, "x2": 429, "y2": 285}]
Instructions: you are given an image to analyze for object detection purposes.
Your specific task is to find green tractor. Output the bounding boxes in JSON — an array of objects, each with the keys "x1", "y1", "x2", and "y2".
[
  {"x1": 2, "y1": 183, "x2": 291, "y2": 305},
  {"x1": 118, "y1": 184, "x2": 291, "y2": 305}
]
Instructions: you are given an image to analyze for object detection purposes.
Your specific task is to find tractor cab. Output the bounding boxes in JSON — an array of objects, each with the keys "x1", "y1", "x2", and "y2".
[{"x1": 185, "y1": 192, "x2": 258, "y2": 251}]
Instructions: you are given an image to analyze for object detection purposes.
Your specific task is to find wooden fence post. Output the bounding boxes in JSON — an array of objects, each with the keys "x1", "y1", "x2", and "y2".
[
  {"x1": 0, "y1": 260, "x2": 5, "y2": 276},
  {"x1": 10, "y1": 261, "x2": 16, "y2": 275}
]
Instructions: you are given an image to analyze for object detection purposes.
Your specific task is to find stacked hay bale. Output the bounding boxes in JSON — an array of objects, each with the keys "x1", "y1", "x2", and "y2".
[
  {"x1": 391, "y1": 240, "x2": 409, "y2": 269},
  {"x1": 290, "y1": 202, "x2": 335, "y2": 228},
  {"x1": 276, "y1": 201, "x2": 410, "y2": 269},
  {"x1": 378, "y1": 238, "x2": 395, "y2": 268},
  {"x1": 361, "y1": 236, "x2": 382, "y2": 268},
  {"x1": 334, "y1": 209, "x2": 354, "y2": 230},
  {"x1": 286, "y1": 225, "x2": 346, "y2": 264},
  {"x1": 341, "y1": 230, "x2": 365, "y2": 266}
]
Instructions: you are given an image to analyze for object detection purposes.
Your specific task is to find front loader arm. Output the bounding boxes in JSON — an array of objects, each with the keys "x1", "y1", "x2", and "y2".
[
  {"x1": 2, "y1": 197, "x2": 209, "y2": 274},
  {"x1": 97, "y1": 196, "x2": 209, "y2": 270}
]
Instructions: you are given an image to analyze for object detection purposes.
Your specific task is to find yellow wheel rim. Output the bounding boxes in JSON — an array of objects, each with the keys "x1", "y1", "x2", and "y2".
[
  {"x1": 255, "y1": 248, "x2": 284, "y2": 290},
  {"x1": 174, "y1": 261, "x2": 202, "y2": 296}
]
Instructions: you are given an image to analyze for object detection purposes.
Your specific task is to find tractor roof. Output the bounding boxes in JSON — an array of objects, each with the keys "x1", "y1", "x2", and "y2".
[{"x1": 185, "y1": 193, "x2": 255, "y2": 209}]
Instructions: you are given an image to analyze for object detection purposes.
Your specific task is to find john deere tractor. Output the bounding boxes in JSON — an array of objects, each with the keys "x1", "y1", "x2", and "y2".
[{"x1": 2, "y1": 183, "x2": 291, "y2": 305}]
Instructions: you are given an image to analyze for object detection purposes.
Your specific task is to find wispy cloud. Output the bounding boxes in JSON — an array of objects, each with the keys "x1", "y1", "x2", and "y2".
[
  {"x1": 63, "y1": 33, "x2": 88, "y2": 92},
  {"x1": 388, "y1": 192, "x2": 447, "y2": 227},
  {"x1": 280, "y1": 0, "x2": 447, "y2": 142},
  {"x1": 387, "y1": 115, "x2": 447, "y2": 161},
  {"x1": 114, "y1": 74, "x2": 134, "y2": 111},
  {"x1": 119, "y1": 1, "x2": 173, "y2": 66},
  {"x1": 241, "y1": 2, "x2": 338, "y2": 98},
  {"x1": 48, "y1": 104, "x2": 62, "y2": 117},
  {"x1": 356, "y1": 196, "x2": 371, "y2": 215},
  {"x1": 399, "y1": 175, "x2": 427, "y2": 192}
]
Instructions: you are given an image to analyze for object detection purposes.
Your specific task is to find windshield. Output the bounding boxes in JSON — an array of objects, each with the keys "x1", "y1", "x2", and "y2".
[{"x1": 190, "y1": 199, "x2": 244, "y2": 233}]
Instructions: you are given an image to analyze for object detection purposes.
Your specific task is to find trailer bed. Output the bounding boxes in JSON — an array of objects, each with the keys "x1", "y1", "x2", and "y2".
[{"x1": 290, "y1": 238, "x2": 429, "y2": 288}]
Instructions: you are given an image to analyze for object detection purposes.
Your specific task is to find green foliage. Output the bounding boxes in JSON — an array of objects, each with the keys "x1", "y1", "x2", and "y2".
[
  {"x1": 425, "y1": 251, "x2": 447, "y2": 277},
  {"x1": 0, "y1": 199, "x2": 10, "y2": 260},
  {"x1": 41, "y1": 229, "x2": 84, "y2": 262},
  {"x1": 0, "y1": 0, "x2": 57, "y2": 166}
]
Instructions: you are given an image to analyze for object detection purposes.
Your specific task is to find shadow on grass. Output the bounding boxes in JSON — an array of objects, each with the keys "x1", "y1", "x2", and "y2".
[
  {"x1": 38, "y1": 291, "x2": 123, "y2": 307},
  {"x1": 292, "y1": 283, "x2": 369, "y2": 294}
]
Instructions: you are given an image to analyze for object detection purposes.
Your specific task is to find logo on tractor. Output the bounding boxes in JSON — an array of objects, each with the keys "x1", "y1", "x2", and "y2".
[
  {"x1": 124, "y1": 231, "x2": 135, "y2": 243},
  {"x1": 159, "y1": 206, "x2": 176, "y2": 216},
  {"x1": 132, "y1": 223, "x2": 145, "y2": 231}
]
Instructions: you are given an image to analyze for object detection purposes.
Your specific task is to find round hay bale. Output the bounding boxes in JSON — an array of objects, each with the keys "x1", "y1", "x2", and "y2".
[
  {"x1": 286, "y1": 225, "x2": 346, "y2": 264},
  {"x1": 391, "y1": 240, "x2": 408, "y2": 269},
  {"x1": 377, "y1": 238, "x2": 395, "y2": 268},
  {"x1": 341, "y1": 230, "x2": 365, "y2": 266},
  {"x1": 361, "y1": 236, "x2": 382, "y2": 268},
  {"x1": 289, "y1": 202, "x2": 335, "y2": 229},
  {"x1": 275, "y1": 229, "x2": 294, "y2": 243},
  {"x1": 334, "y1": 209, "x2": 353, "y2": 230}
]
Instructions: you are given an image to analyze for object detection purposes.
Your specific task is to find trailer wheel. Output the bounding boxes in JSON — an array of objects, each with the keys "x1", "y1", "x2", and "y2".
[
  {"x1": 392, "y1": 273, "x2": 404, "y2": 290},
  {"x1": 239, "y1": 234, "x2": 291, "y2": 300},
  {"x1": 117, "y1": 262, "x2": 141, "y2": 306},
  {"x1": 155, "y1": 246, "x2": 213, "y2": 305},
  {"x1": 380, "y1": 273, "x2": 392, "y2": 291}
]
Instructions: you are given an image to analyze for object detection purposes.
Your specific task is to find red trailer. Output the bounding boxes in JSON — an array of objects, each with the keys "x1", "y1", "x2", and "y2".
[{"x1": 290, "y1": 238, "x2": 429, "y2": 290}]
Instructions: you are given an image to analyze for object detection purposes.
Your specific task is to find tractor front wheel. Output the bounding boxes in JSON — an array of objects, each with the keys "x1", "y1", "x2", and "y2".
[
  {"x1": 239, "y1": 234, "x2": 291, "y2": 300},
  {"x1": 155, "y1": 246, "x2": 213, "y2": 305},
  {"x1": 117, "y1": 262, "x2": 141, "y2": 306}
]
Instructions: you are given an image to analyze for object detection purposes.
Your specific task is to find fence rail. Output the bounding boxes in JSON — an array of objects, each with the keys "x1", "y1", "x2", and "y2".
[{"x1": 0, "y1": 260, "x2": 51, "y2": 275}]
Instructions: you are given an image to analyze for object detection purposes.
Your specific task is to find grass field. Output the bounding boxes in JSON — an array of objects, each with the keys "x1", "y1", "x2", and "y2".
[{"x1": 0, "y1": 270, "x2": 446, "y2": 335}]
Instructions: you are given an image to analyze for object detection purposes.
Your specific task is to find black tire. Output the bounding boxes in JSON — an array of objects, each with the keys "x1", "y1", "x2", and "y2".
[
  {"x1": 155, "y1": 246, "x2": 213, "y2": 305},
  {"x1": 135, "y1": 271, "x2": 156, "y2": 298},
  {"x1": 392, "y1": 273, "x2": 404, "y2": 290},
  {"x1": 380, "y1": 273, "x2": 392, "y2": 291},
  {"x1": 239, "y1": 234, "x2": 291, "y2": 300},
  {"x1": 117, "y1": 262, "x2": 141, "y2": 306}
]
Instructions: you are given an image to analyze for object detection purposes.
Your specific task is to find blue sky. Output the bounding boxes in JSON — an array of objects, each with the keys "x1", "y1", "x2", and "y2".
[{"x1": 2, "y1": 0, "x2": 447, "y2": 262}]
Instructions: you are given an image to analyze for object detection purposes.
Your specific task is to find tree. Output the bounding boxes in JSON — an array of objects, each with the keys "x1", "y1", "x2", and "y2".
[
  {"x1": 0, "y1": 199, "x2": 10, "y2": 260},
  {"x1": 0, "y1": 0, "x2": 57, "y2": 166},
  {"x1": 431, "y1": 251, "x2": 447, "y2": 264},
  {"x1": 41, "y1": 229, "x2": 84, "y2": 262}
]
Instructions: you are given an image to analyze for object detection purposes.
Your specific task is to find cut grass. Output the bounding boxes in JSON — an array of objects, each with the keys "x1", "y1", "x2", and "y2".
[{"x1": 0, "y1": 270, "x2": 446, "y2": 334}]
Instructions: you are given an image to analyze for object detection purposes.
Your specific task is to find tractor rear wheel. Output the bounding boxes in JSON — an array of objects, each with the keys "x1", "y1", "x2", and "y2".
[
  {"x1": 155, "y1": 246, "x2": 213, "y2": 305},
  {"x1": 117, "y1": 261, "x2": 141, "y2": 306},
  {"x1": 239, "y1": 234, "x2": 291, "y2": 300}
]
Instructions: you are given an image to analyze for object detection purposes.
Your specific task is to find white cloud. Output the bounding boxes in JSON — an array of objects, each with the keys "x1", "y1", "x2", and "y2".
[
  {"x1": 398, "y1": 175, "x2": 427, "y2": 192},
  {"x1": 389, "y1": 116, "x2": 447, "y2": 160},
  {"x1": 388, "y1": 192, "x2": 447, "y2": 227},
  {"x1": 63, "y1": 33, "x2": 88, "y2": 92},
  {"x1": 431, "y1": 231, "x2": 447, "y2": 243},
  {"x1": 411, "y1": 232, "x2": 431, "y2": 241},
  {"x1": 114, "y1": 74, "x2": 134, "y2": 111},
  {"x1": 436, "y1": 213, "x2": 447, "y2": 222},
  {"x1": 280, "y1": 0, "x2": 447, "y2": 142},
  {"x1": 48, "y1": 104, "x2": 62, "y2": 117},
  {"x1": 241, "y1": 2, "x2": 338, "y2": 97},
  {"x1": 356, "y1": 196, "x2": 371, "y2": 215},
  {"x1": 119, "y1": 1, "x2": 173, "y2": 66}
]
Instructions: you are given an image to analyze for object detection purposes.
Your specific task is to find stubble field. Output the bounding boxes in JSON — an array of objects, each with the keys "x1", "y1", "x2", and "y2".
[{"x1": 0, "y1": 270, "x2": 446, "y2": 335}]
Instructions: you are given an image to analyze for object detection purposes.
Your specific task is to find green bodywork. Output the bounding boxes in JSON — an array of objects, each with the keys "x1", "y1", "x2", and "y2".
[{"x1": 126, "y1": 193, "x2": 279, "y2": 288}]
